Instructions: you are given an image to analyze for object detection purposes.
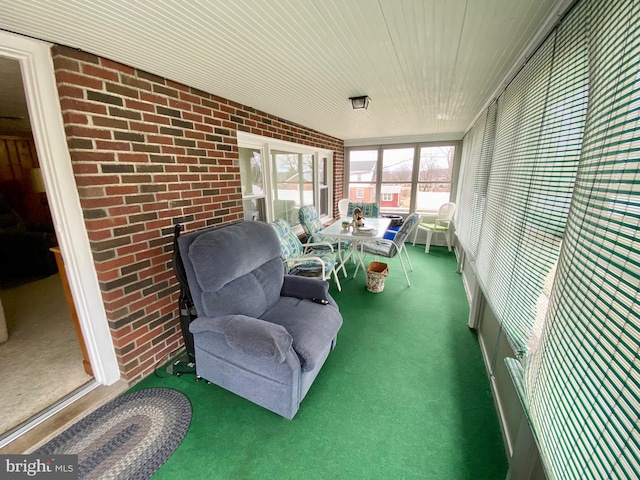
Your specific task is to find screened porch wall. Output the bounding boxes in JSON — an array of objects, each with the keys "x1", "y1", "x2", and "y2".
[{"x1": 455, "y1": 0, "x2": 640, "y2": 478}]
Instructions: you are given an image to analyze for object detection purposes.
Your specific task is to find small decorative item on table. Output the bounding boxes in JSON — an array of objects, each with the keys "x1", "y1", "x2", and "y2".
[
  {"x1": 353, "y1": 207, "x2": 365, "y2": 227},
  {"x1": 342, "y1": 220, "x2": 351, "y2": 230}
]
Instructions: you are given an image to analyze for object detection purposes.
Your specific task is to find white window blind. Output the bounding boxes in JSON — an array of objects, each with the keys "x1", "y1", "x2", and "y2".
[
  {"x1": 524, "y1": 0, "x2": 640, "y2": 477},
  {"x1": 472, "y1": 0, "x2": 589, "y2": 356},
  {"x1": 456, "y1": 100, "x2": 497, "y2": 259}
]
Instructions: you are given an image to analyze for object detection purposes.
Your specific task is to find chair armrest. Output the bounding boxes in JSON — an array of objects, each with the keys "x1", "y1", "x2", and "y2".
[
  {"x1": 302, "y1": 240, "x2": 335, "y2": 253},
  {"x1": 281, "y1": 275, "x2": 330, "y2": 301},
  {"x1": 189, "y1": 314, "x2": 293, "y2": 363}
]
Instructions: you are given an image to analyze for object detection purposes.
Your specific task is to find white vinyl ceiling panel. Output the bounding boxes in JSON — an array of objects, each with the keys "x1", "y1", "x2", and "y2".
[{"x1": 0, "y1": 0, "x2": 567, "y2": 142}]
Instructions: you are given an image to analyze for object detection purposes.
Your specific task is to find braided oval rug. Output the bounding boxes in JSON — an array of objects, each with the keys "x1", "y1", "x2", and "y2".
[{"x1": 35, "y1": 388, "x2": 191, "y2": 479}]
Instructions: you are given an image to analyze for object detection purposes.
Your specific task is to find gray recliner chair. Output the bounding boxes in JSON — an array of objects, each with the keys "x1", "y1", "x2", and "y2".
[{"x1": 178, "y1": 220, "x2": 343, "y2": 419}]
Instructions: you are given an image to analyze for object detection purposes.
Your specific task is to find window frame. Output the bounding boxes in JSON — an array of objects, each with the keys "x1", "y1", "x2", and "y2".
[
  {"x1": 345, "y1": 141, "x2": 461, "y2": 215},
  {"x1": 238, "y1": 132, "x2": 334, "y2": 232}
]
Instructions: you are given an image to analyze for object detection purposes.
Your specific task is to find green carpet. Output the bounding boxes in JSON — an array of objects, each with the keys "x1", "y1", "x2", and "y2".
[{"x1": 132, "y1": 245, "x2": 508, "y2": 479}]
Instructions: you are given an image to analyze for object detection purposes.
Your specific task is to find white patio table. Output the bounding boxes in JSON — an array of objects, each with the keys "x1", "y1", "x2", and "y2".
[{"x1": 319, "y1": 217, "x2": 392, "y2": 278}]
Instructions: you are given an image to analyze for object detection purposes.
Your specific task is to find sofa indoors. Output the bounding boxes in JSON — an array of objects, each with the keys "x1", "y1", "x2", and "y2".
[{"x1": 178, "y1": 221, "x2": 343, "y2": 419}]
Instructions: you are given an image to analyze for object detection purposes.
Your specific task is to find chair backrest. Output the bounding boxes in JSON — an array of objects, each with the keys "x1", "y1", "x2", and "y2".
[
  {"x1": 338, "y1": 199, "x2": 350, "y2": 217},
  {"x1": 392, "y1": 212, "x2": 420, "y2": 248},
  {"x1": 178, "y1": 221, "x2": 284, "y2": 319},
  {"x1": 271, "y1": 219, "x2": 305, "y2": 259},
  {"x1": 347, "y1": 202, "x2": 379, "y2": 218},
  {"x1": 437, "y1": 202, "x2": 456, "y2": 223},
  {"x1": 298, "y1": 205, "x2": 324, "y2": 243}
]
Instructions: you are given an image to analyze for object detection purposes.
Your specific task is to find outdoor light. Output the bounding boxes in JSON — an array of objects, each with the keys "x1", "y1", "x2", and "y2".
[{"x1": 349, "y1": 95, "x2": 370, "y2": 110}]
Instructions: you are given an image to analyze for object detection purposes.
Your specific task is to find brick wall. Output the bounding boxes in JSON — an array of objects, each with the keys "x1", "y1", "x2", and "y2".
[{"x1": 51, "y1": 45, "x2": 344, "y2": 383}]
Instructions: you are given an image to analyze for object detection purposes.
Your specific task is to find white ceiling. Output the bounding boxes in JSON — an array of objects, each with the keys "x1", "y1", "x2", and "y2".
[{"x1": 0, "y1": 0, "x2": 571, "y2": 143}]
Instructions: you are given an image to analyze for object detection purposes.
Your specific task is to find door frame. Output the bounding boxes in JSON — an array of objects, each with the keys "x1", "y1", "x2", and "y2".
[{"x1": 0, "y1": 30, "x2": 120, "y2": 385}]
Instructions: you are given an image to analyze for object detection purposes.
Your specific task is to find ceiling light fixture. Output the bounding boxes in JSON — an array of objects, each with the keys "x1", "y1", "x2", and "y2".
[{"x1": 349, "y1": 95, "x2": 370, "y2": 110}]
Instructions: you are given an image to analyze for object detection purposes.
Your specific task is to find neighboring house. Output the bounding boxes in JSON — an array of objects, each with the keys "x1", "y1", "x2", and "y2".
[{"x1": 379, "y1": 184, "x2": 401, "y2": 208}]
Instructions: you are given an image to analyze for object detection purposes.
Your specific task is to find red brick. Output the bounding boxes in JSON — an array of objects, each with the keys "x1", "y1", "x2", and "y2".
[
  {"x1": 105, "y1": 185, "x2": 139, "y2": 195},
  {"x1": 75, "y1": 175, "x2": 120, "y2": 186},
  {"x1": 117, "y1": 153, "x2": 150, "y2": 163},
  {"x1": 161, "y1": 146, "x2": 184, "y2": 155},
  {"x1": 134, "y1": 326, "x2": 164, "y2": 348},
  {"x1": 112, "y1": 325, "x2": 147, "y2": 348},
  {"x1": 147, "y1": 135, "x2": 173, "y2": 145},
  {"x1": 60, "y1": 98, "x2": 108, "y2": 115},
  {"x1": 134, "y1": 246, "x2": 165, "y2": 262},
  {"x1": 219, "y1": 104, "x2": 235, "y2": 115},
  {"x1": 95, "y1": 255, "x2": 137, "y2": 273},
  {"x1": 95, "y1": 140, "x2": 131, "y2": 151},
  {"x1": 179, "y1": 91, "x2": 201, "y2": 105},
  {"x1": 92, "y1": 116, "x2": 129, "y2": 129},
  {"x1": 131, "y1": 230, "x2": 160, "y2": 243},
  {"x1": 63, "y1": 112, "x2": 89, "y2": 125},
  {"x1": 182, "y1": 111, "x2": 203, "y2": 123},
  {"x1": 101, "y1": 59, "x2": 135, "y2": 75},
  {"x1": 161, "y1": 80, "x2": 186, "y2": 93},
  {"x1": 193, "y1": 105, "x2": 213, "y2": 116},
  {"x1": 85, "y1": 216, "x2": 128, "y2": 231},
  {"x1": 129, "y1": 122, "x2": 158, "y2": 134},
  {"x1": 72, "y1": 163, "x2": 101, "y2": 174},
  {"x1": 108, "y1": 205, "x2": 142, "y2": 217},
  {"x1": 99, "y1": 269, "x2": 124, "y2": 282},
  {"x1": 187, "y1": 129, "x2": 207, "y2": 138},
  {"x1": 140, "y1": 92, "x2": 168, "y2": 106},
  {"x1": 53, "y1": 56, "x2": 81, "y2": 72},
  {"x1": 209, "y1": 111, "x2": 229, "y2": 122},
  {"x1": 104, "y1": 291, "x2": 143, "y2": 312},
  {"x1": 125, "y1": 99, "x2": 155, "y2": 112},
  {"x1": 66, "y1": 125, "x2": 112, "y2": 139},
  {"x1": 82, "y1": 64, "x2": 119, "y2": 82},
  {"x1": 165, "y1": 165, "x2": 188, "y2": 173},
  {"x1": 86, "y1": 230, "x2": 112, "y2": 242},
  {"x1": 80, "y1": 196, "x2": 124, "y2": 209},
  {"x1": 168, "y1": 98, "x2": 191, "y2": 111},
  {"x1": 57, "y1": 85, "x2": 85, "y2": 99},
  {"x1": 143, "y1": 113, "x2": 171, "y2": 125},
  {"x1": 56, "y1": 70, "x2": 104, "y2": 90},
  {"x1": 126, "y1": 357, "x2": 156, "y2": 382}
]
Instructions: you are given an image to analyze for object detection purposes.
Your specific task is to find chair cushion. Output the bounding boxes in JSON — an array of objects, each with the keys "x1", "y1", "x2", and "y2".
[
  {"x1": 298, "y1": 205, "x2": 324, "y2": 237},
  {"x1": 262, "y1": 296, "x2": 343, "y2": 372},
  {"x1": 272, "y1": 219, "x2": 304, "y2": 258},
  {"x1": 347, "y1": 202, "x2": 379, "y2": 218},
  {"x1": 190, "y1": 314, "x2": 293, "y2": 363},
  {"x1": 187, "y1": 221, "x2": 284, "y2": 318},
  {"x1": 298, "y1": 205, "x2": 351, "y2": 249},
  {"x1": 393, "y1": 213, "x2": 420, "y2": 245},
  {"x1": 420, "y1": 222, "x2": 448, "y2": 231},
  {"x1": 362, "y1": 240, "x2": 397, "y2": 258}
]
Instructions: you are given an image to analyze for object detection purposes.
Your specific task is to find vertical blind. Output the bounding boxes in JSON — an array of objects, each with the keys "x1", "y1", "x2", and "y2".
[{"x1": 524, "y1": 0, "x2": 640, "y2": 477}]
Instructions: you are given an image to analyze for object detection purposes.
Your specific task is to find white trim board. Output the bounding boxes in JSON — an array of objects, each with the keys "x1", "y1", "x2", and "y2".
[{"x1": 0, "y1": 30, "x2": 120, "y2": 385}]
